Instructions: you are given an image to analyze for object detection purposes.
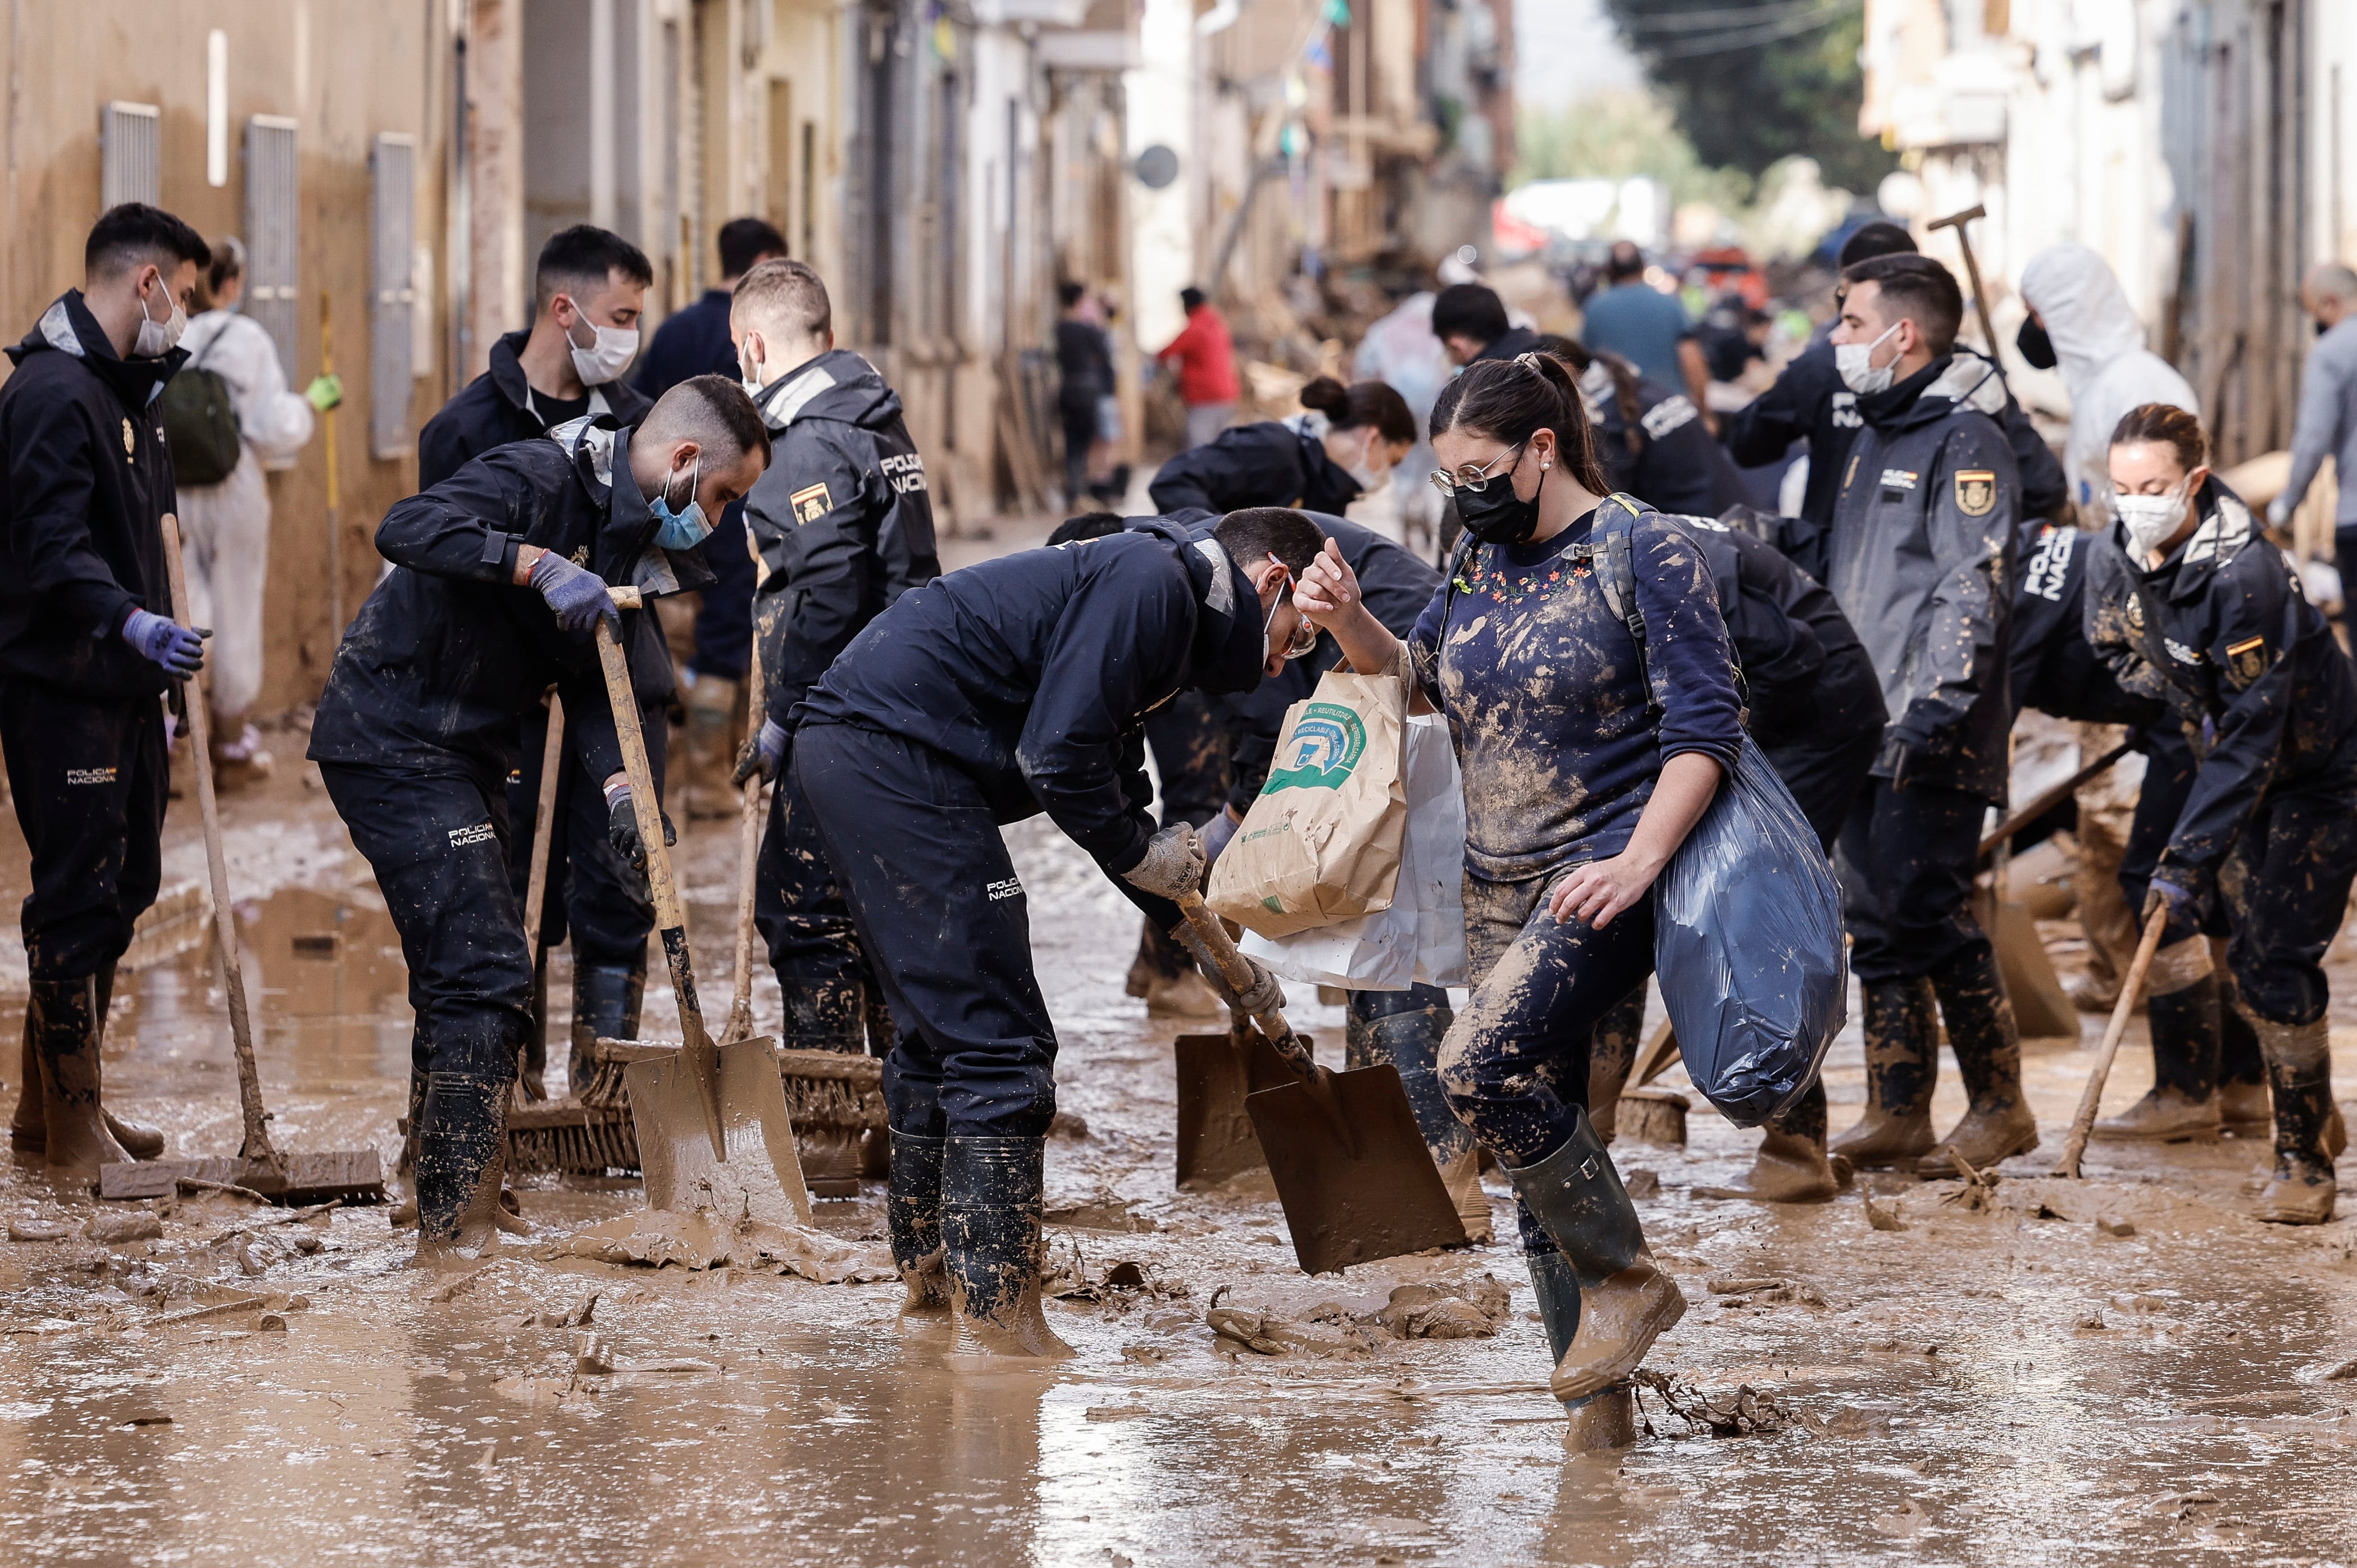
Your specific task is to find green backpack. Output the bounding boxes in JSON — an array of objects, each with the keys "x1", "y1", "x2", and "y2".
[{"x1": 161, "y1": 328, "x2": 242, "y2": 486}]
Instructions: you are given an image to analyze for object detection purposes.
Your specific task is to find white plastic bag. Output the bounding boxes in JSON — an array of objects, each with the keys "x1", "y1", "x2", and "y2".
[{"x1": 1241, "y1": 713, "x2": 1467, "y2": 990}]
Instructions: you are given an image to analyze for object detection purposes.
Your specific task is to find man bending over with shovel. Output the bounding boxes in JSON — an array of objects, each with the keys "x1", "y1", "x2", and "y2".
[
  {"x1": 793, "y1": 506, "x2": 1324, "y2": 1357},
  {"x1": 308, "y1": 376, "x2": 768, "y2": 1261}
]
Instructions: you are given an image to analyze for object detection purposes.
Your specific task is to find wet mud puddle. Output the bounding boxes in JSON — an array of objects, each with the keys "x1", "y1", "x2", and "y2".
[{"x1": 0, "y1": 777, "x2": 2354, "y2": 1564}]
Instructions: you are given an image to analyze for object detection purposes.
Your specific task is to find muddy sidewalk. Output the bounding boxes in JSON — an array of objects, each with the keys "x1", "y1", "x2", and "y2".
[{"x1": 1, "y1": 754, "x2": 2354, "y2": 1565}]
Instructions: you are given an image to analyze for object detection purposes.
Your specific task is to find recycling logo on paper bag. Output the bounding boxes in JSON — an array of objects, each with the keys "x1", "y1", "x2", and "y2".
[{"x1": 1264, "y1": 703, "x2": 1367, "y2": 793}]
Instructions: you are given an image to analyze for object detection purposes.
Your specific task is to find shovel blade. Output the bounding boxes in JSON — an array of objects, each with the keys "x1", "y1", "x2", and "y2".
[
  {"x1": 1173, "y1": 1027, "x2": 1301, "y2": 1189},
  {"x1": 1246, "y1": 1063, "x2": 1469, "y2": 1274},
  {"x1": 625, "y1": 1036, "x2": 812, "y2": 1225}
]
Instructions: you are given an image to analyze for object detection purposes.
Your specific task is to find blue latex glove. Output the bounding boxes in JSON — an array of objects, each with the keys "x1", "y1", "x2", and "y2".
[
  {"x1": 1199, "y1": 805, "x2": 1242, "y2": 865},
  {"x1": 604, "y1": 784, "x2": 676, "y2": 877},
  {"x1": 121, "y1": 608, "x2": 207, "y2": 675},
  {"x1": 2144, "y1": 872, "x2": 2199, "y2": 924},
  {"x1": 529, "y1": 551, "x2": 621, "y2": 637},
  {"x1": 733, "y1": 718, "x2": 789, "y2": 785}
]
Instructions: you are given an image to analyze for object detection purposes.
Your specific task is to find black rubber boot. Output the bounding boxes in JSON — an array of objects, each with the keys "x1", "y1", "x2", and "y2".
[
  {"x1": 888, "y1": 1128, "x2": 950, "y2": 1314},
  {"x1": 2253, "y1": 1018, "x2": 2336, "y2": 1225},
  {"x1": 1349, "y1": 987, "x2": 1486, "y2": 1239},
  {"x1": 1829, "y1": 977, "x2": 1937, "y2": 1167},
  {"x1": 1526, "y1": 1246, "x2": 1580, "y2": 1363},
  {"x1": 940, "y1": 1135, "x2": 1073, "y2": 1359},
  {"x1": 569, "y1": 960, "x2": 646, "y2": 1094},
  {"x1": 784, "y1": 979, "x2": 871, "y2": 1193},
  {"x1": 1699, "y1": 1079, "x2": 1841, "y2": 1202},
  {"x1": 517, "y1": 951, "x2": 549, "y2": 1102},
  {"x1": 2095, "y1": 970, "x2": 2222, "y2": 1142},
  {"x1": 29, "y1": 977, "x2": 129, "y2": 1185},
  {"x1": 1915, "y1": 943, "x2": 2038, "y2": 1176},
  {"x1": 1584, "y1": 987, "x2": 1646, "y2": 1143},
  {"x1": 15, "y1": 967, "x2": 163, "y2": 1161},
  {"x1": 413, "y1": 1071, "x2": 511, "y2": 1262},
  {"x1": 1503, "y1": 1105, "x2": 1684, "y2": 1403}
]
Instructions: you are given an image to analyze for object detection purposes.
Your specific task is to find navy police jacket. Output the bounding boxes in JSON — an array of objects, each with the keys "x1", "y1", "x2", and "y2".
[
  {"x1": 1147, "y1": 418, "x2": 1362, "y2": 518},
  {"x1": 0, "y1": 291, "x2": 186, "y2": 699},
  {"x1": 2083, "y1": 478, "x2": 2357, "y2": 894},
  {"x1": 309, "y1": 421, "x2": 714, "y2": 791},
  {"x1": 744, "y1": 349, "x2": 940, "y2": 731},
  {"x1": 793, "y1": 518, "x2": 1272, "y2": 925},
  {"x1": 1682, "y1": 508, "x2": 1885, "y2": 753}
]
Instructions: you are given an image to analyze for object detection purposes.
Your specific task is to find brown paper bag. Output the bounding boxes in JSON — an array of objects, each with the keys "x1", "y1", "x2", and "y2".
[{"x1": 1206, "y1": 670, "x2": 1408, "y2": 938}]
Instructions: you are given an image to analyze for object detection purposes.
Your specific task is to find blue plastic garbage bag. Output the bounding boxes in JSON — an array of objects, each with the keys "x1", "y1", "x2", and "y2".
[{"x1": 1651, "y1": 732, "x2": 1846, "y2": 1126}]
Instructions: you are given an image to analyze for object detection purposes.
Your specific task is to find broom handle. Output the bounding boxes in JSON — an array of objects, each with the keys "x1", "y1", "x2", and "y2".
[
  {"x1": 2053, "y1": 906, "x2": 2171, "y2": 1178},
  {"x1": 160, "y1": 514, "x2": 280, "y2": 1166},
  {"x1": 522, "y1": 691, "x2": 565, "y2": 961}
]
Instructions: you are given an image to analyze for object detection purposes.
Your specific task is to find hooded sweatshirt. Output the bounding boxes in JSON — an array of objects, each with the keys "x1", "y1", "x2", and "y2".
[
  {"x1": 742, "y1": 347, "x2": 940, "y2": 731},
  {"x1": 2019, "y1": 244, "x2": 2199, "y2": 516},
  {"x1": 0, "y1": 291, "x2": 186, "y2": 699}
]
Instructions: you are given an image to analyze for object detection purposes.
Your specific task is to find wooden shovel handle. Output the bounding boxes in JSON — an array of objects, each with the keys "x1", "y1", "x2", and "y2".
[
  {"x1": 1171, "y1": 886, "x2": 1318, "y2": 1083},
  {"x1": 158, "y1": 514, "x2": 279, "y2": 1166},
  {"x1": 2053, "y1": 905, "x2": 2171, "y2": 1178},
  {"x1": 521, "y1": 691, "x2": 565, "y2": 960},
  {"x1": 724, "y1": 529, "x2": 767, "y2": 1043}
]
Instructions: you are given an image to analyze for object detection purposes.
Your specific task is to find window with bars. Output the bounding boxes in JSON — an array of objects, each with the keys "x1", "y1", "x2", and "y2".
[
  {"x1": 243, "y1": 116, "x2": 300, "y2": 382},
  {"x1": 100, "y1": 101, "x2": 160, "y2": 209},
  {"x1": 370, "y1": 134, "x2": 417, "y2": 459}
]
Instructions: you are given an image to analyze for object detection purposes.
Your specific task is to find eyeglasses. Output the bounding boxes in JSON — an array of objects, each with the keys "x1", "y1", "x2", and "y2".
[
  {"x1": 1428, "y1": 442, "x2": 1527, "y2": 499},
  {"x1": 1261, "y1": 555, "x2": 1322, "y2": 660},
  {"x1": 1278, "y1": 617, "x2": 1320, "y2": 660}
]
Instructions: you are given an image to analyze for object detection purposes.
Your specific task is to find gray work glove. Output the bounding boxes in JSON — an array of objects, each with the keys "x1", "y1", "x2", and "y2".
[
  {"x1": 1173, "y1": 922, "x2": 1286, "y2": 1018},
  {"x1": 1121, "y1": 823, "x2": 1207, "y2": 902},
  {"x1": 530, "y1": 551, "x2": 622, "y2": 637}
]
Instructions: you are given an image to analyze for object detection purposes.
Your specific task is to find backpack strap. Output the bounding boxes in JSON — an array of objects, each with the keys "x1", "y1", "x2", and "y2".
[{"x1": 1563, "y1": 492, "x2": 1668, "y2": 708}]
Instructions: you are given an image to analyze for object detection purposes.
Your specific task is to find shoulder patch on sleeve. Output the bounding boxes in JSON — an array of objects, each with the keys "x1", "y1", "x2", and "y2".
[
  {"x1": 1954, "y1": 470, "x2": 1997, "y2": 517},
  {"x1": 789, "y1": 482, "x2": 833, "y2": 525},
  {"x1": 2226, "y1": 634, "x2": 2268, "y2": 685}
]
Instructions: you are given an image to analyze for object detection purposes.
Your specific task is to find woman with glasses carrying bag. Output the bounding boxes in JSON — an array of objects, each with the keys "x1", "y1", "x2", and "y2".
[{"x1": 1293, "y1": 350, "x2": 1841, "y2": 1432}]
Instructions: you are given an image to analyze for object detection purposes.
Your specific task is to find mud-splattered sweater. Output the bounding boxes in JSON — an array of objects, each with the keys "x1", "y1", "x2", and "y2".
[{"x1": 1408, "y1": 505, "x2": 1743, "y2": 882}]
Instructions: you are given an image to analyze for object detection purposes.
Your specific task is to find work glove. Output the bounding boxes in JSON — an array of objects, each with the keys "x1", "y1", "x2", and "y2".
[
  {"x1": 2267, "y1": 494, "x2": 2292, "y2": 528},
  {"x1": 1173, "y1": 921, "x2": 1286, "y2": 1018},
  {"x1": 2142, "y1": 871, "x2": 2201, "y2": 926},
  {"x1": 529, "y1": 551, "x2": 622, "y2": 637},
  {"x1": 304, "y1": 372, "x2": 343, "y2": 413},
  {"x1": 734, "y1": 718, "x2": 789, "y2": 786},
  {"x1": 121, "y1": 608, "x2": 207, "y2": 676},
  {"x1": 1121, "y1": 823, "x2": 1207, "y2": 902},
  {"x1": 604, "y1": 784, "x2": 677, "y2": 877}
]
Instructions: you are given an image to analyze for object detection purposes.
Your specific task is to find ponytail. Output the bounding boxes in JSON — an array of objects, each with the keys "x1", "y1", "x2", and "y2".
[{"x1": 1430, "y1": 351, "x2": 1613, "y2": 496}]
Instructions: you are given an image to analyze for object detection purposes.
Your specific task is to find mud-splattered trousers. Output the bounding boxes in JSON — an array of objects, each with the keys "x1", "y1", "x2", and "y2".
[
  {"x1": 2212, "y1": 741, "x2": 2357, "y2": 1027},
  {"x1": 0, "y1": 682, "x2": 166, "y2": 982},
  {"x1": 507, "y1": 696, "x2": 667, "y2": 967},
  {"x1": 319, "y1": 762, "x2": 530, "y2": 1083},
  {"x1": 1440, "y1": 869, "x2": 1658, "y2": 1253},
  {"x1": 1832, "y1": 777, "x2": 1989, "y2": 983},
  {"x1": 752, "y1": 754, "x2": 876, "y2": 993},
  {"x1": 792, "y1": 722, "x2": 1061, "y2": 1139}
]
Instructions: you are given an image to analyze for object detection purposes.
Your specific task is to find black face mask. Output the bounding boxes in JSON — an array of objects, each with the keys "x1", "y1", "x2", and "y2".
[
  {"x1": 2320, "y1": 318, "x2": 2334, "y2": 340},
  {"x1": 2016, "y1": 316, "x2": 2057, "y2": 370},
  {"x1": 1457, "y1": 457, "x2": 1546, "y2": 546}
]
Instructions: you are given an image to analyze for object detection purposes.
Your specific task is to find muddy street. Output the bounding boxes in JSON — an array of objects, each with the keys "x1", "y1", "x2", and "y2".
[{"x1": 0, "y1": 758, "x2": 2351, "y2": 1566}]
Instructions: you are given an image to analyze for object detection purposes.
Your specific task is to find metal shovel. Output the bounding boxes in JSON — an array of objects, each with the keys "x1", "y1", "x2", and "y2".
[
  {"x1": 592, "y1": 598, "x2": 811, "y2": 1226},
  {"x1": 1171, "y1": 879, "x2": 1467, "y2": 1274}
]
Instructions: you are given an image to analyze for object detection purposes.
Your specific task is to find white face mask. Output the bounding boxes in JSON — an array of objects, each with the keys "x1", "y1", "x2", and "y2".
[
  {"x1": 2115, "y1": 486, "x2": 2191, "y2": 559},
  {"x1": 133, "y1": 275, "x2": 186, "y2": 358},
  {"x1": 1835, "y1": 320, "x2": 1903, "y2": 396},
  {"x1": 738, "y1": 333, "x2": 769, "y2": 402},
  {"x1": 563, "y1": 299, "x2": 640, "y2": 386},
  {"x1": 1344, "y1": 431, "x2": 1393, "y2": 493}
]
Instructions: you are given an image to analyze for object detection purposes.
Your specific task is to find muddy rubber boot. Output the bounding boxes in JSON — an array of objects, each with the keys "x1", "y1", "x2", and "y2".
[
  {"x1": 2251, "y1": 1018, "x2": 2337, "y2": 1225},
  {"x1": 940, "y1": 1135, "x2": 1074, "y2": 1359},
  {"x1": 517, "y1": 951, "x2": 550, "y2": 1104},
  {"x1": 2217, "y1": 977, "x2": 2270, "y2": 1136},
  {"x1": 1700, "y1": 1081, "x2": 1840, "y2": 1201},
  {"x1": 1915, "y1": 945, "x2": 2039, "y2": 1177},
  {"x1": 2094, "y1": 963, "x2": 2222, "y2": 1143},
  {"x1": 888, "y1": 1128, "x2": 950, "y2": 1315},
  {"x1": 30, "y1": 977, "x2": 130, "y2": 1186},
  {"x1": 783, "y1": 978, "x2": 871, "y2": 1193},
  {"x1": 412, "y1": 1072, "x2": 511, "y2": 1263},
  {"x1": 1351, "y1": 988, "x2": 1488, "y2": 1241},
  {"x1": 569, "y1": 960, "x2": 646, "y2": 1095},
  {"x1": 90, "y1": 964, "x2": 162, "y2": 1159},
  {"x1": 1829, "y1": 977, "x2": 1939, "y2": 1168},
  {"x1": 1504, "y1": 1106, "x2": 1685, "y2": 1403},
  {"x1": 678, "y1": 672, "x2": 741, "y2": 820},
  {"x1": 1585, "y1": 988, "x2": 1646, "y2": 1144}
]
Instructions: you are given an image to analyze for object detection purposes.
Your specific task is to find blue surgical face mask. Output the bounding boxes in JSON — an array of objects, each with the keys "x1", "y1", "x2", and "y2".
[{"x1": 650, "y1": 454, "x2": 711, "y2": 551}]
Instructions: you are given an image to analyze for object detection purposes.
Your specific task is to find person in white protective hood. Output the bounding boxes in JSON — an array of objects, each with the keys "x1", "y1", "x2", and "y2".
[
  {"x1": 171, "y1": 237, "x2": 340, "y2": 785},
  {"x1": 2017, "y1": 243, "x2": 2200, "y2": 521}
]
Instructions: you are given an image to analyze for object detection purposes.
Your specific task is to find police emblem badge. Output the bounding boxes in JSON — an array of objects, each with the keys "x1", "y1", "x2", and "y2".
[
  {"x1": 1954, "y1": 470, "x2": 1996, "y2": 517},
  {"x1": 2226, "y1": 635, "x2": 2267, "y2": 685},
  {"x1": 790, "y1": 482, "x2": 832, "y2": 525}
]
